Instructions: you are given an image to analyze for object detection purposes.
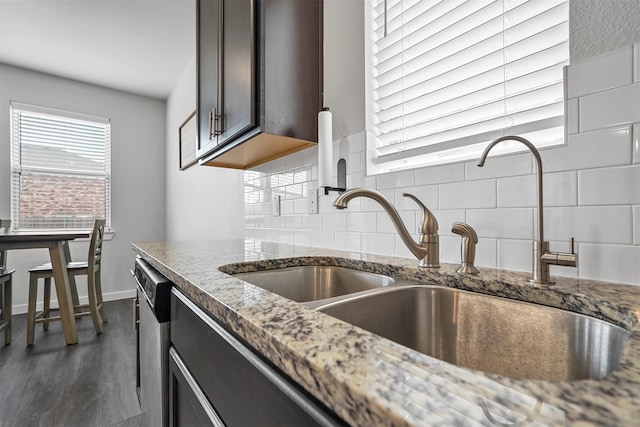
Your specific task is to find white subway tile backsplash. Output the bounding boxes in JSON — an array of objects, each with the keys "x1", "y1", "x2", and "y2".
[
  {"x1": 243, "y1": 43, "x2": 639, "y2": 285},
  {"x1": 285, "y1": 214, "x2": 303, "y2": 230},
  {"x1": 280, "y1": 199, "x2": 294, "y2": 215},
  {"x1": 311, "y1": 230, "x2": 334, "y2": 249},
  {"x1": 415, "y1": 163, "x2": 465, "y2": 185},
  {"x1": 467, "y1": 208, "x2": 534, "y2": 240},
  {"x1": 323, "y1": 213, "x2": 347, "y2": 231},
  {"x1": 347, "y1": 131, "x2": 366, "y2": 154},
  {"x1": 294, "y1": 230, "x2": 312, "y2": 246},
  {"x1": 335, "y1": 232, "x2": 362, "y2": 252},
  {"x1": 578, "y1": 165, "x2": 640, "y2": 205},
  {"x1": 542, "y1": 126, "x2": 632, "y2": 172},
  {"x1": 266, "y1": 228, "x2": 279, "y2": 242},
  {"x1": 497, "y1": 172, "x2": 577, "y2": 208},
  {"x1": 579, "y1": 83, "x2": 640, "y2": 132},
  {"x1": 433, "y1": 209, "x2": 466, "y2": 237},
  {"x1": 578, "y1": 243, "x2": 640, "y2": 285},
  {"x1": 319, "y1": 193, "x2": 339, "y2": 214},
  {"x1": 362, "y1": 233, "x2": 395, "y2": 256},
  {"x1": 395, "y1": 234, "x2": 420, "y2": 259},
  {"x1": 475, "y1": 238, "x2": 497, "y2": 269},
  {"x1": 567, "y1": 98, "x2": 579, "y2": 135},
  {"x1": 634, "y1": 205, "x2": 640, "y2": 245},
  {"x1": 497, "y1": 239, "x2": 533, "y2": 273},
  {"x1": 348, "y1": 152, "x2": 364, "y2": 174},
  {"x1": 293, "y1": 198, "x2": 309, "y2": 214},
  {"x1": 293, "y1": 168, "x2": 312, "y2": 184},
  {"x1": 377, "y1": 211, "x2": 415, "y2": 234},
  {"x1": 567, "y1": 46, "x2": 633, "y2": 98},
  {"x1": 544, "y1": 172, "x2": 578, "y2": 207},
  {"x1": 497, "y1": 175, "x2": 536, "y2": 208},
  {"x1": 395, "y1": 185, "x2": 439, "y2": 210},
  {"x1": 301, "y1": 214, "x2": 323, "y2": 231},
  {"x1": 440, "y1": 180, "x2": 496, "y2": 209},
  {"x1": 544, "y1": 206, "x2": 633, "y2": 244},
  {"x1": 346, "y1": 212, "x2": 377, "y2": 233},
  {"x1": 439, "y1": 235, "x2": 461, "y2": 265},
  {"x1": 361, "y1": 189, "x2": 394, "y2": 212},
  {"x1": 634, "y1": 124, "x2": 640, "y2": 164},
  {"x1": 278, "y1": 229, "x2": 295, "y2": 245},
  {"x1": 376, "y1": 170, "x2": 415, "y2": 190},
  {"x1": 466, "y1": 152, "x2": 532, "y2": 180},
  {"x1": 284, "y1": 184, "x2": 302, "y2": 200},
  {"x1": 347, "y1": 172, "x2": 366, "y2": 188}
]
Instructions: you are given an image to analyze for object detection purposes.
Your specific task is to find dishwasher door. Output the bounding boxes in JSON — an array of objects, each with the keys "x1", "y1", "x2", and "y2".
[{"x1": 138, "y1": 287, "x2": 170, "y2": 427}]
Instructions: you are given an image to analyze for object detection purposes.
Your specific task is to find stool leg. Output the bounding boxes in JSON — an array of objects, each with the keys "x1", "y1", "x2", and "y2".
[
  {"x1": 43, "y1": 277, "x2": 51, "y2": 331},
  {"x1": 2, "y1": 277, "x2": 11, "y2": 345},
  {"x1": 95, "y1": 270, "x2": 107, "y2": 323},
  {"x1": 87, "y1": 271, "x2": 103, "y2": 334},
  {"x1": 27, "y1": 274, "x2": 38, "y2": 346}
]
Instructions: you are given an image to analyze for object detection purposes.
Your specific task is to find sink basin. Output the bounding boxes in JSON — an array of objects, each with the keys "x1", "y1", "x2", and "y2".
[
  {"x1": 314, "y1": 285, "x2": 631, "y2": 381},
  {"x1": 232, "y1": 266, "x2": 397, "y2": 303}
]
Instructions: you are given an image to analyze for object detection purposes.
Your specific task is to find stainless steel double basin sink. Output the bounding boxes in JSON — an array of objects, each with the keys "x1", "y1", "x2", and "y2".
[{"x1": 232, "y1": 265, "x2": 631, "y2": 382}]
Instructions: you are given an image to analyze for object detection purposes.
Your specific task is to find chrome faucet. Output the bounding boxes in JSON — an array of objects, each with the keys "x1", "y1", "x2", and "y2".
[
  {"x1": 477, "y1": 135, "x2": 577, "y2": 284},
  {"x1": 333, "y1": 188, "x2": 439, "y2": 268},
  {"x1": 452, "y1": 222, "x2": 479, "y2": 274}
]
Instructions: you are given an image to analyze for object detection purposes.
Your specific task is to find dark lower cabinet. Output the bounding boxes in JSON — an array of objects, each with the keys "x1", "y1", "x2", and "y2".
[
  {"x1": 169, "y1": 288, "x2": 346, "y2": 427},
  {"x1": 169, "y1": 347, "x2": 225, "y2": 427}
]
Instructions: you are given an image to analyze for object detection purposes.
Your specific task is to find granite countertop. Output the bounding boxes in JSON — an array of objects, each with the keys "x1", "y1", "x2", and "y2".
[{"x1": 132, "y1": 239, "x2": 640, "y2": 426}]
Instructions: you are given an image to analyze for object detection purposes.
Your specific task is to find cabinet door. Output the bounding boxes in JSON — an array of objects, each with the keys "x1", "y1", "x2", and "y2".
[
  {"x1": 217, "y1": 0, "x2": 256, "y2": 146},
  {"x1": 196, "y1": 0, "x2": 221, "y2": 156},
  {"x1": 169, "y1": 347, "x2": 225, "y2": 427}
]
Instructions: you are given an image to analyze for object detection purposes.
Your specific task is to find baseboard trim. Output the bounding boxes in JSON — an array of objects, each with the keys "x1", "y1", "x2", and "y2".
[{"x1": 11, "y1": 289, "x2": 137, "y2": 315}]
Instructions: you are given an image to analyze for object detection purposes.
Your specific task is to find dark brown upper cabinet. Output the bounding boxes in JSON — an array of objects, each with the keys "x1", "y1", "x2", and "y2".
[{"x1": 196, "y1": 0, "x2": 323, "y2": 170}]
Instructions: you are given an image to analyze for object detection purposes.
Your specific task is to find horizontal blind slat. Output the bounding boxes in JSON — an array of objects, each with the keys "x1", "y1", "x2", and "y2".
[
  {"x1": 9, "y1": 102, "x2": 111, "y2": 231},
  {"x1": 366, "y1": 0, "x2": 569, "y2": 173}
]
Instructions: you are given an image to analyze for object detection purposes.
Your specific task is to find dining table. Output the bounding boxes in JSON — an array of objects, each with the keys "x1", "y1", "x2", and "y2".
[{"x1": 0, "y1": 231, "x2": 90, "y2": 345}]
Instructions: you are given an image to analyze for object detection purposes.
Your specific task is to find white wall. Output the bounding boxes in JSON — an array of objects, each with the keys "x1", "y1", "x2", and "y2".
[
  {"x1": 0, "y1": 63, "x2": 166, "y2": 313},
  {"x1": 570, "y1": 0, "x2": 640, "y2": 61},
  {"x1": 244, "y1": 0, "x2": 640, "y2": 286},
  {"x1": 165, "y1": 55, "x2": 244, "y2": 241}
]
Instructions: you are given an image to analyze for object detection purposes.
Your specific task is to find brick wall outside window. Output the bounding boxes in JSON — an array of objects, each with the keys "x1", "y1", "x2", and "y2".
[{"x1": 18, "y1": 173, "x2": 106, "y2": 230}]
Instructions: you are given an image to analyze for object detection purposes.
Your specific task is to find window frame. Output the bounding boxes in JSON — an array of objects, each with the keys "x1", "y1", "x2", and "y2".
[{"x1": 9, "y1": 102, "x2": 112, "y2": 232}]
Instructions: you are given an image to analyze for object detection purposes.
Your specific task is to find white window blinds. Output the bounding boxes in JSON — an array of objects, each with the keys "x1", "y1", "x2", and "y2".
[
  {"x1": 10, "y1": 102, "x2": 111, "y2": 231},
  {"x1": 365, "y1": 0, "x2": 569, "y2": 173}
]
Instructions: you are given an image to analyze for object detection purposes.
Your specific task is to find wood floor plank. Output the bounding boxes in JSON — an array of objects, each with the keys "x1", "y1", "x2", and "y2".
[{"x1": 0, "y1": 299, "x2": 141, "y2": 427}]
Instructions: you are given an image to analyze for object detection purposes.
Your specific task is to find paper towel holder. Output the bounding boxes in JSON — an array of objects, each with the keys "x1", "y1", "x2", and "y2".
[{"x1": 322, "y1": 158, "x2": 346, "y2": 195}]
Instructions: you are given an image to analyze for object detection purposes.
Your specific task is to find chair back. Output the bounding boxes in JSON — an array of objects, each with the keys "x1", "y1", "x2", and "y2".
[
  {"x1": 88, "y1": 219, "x2": 106, "y2": 273},
  {"x1": 0, "y1": 219, "x2": 11, "y2": 273}
]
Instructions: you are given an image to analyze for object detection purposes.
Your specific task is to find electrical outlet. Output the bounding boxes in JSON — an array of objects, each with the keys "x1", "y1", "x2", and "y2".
[
  {"x1": 272, "y1": 195, "x2": 281, "y2": 216},
  {"x1": 308, "y1": 189, "x2": 319, "y2": 214}
]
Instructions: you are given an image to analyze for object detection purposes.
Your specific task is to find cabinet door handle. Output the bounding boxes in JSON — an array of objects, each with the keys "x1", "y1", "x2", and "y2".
[
  {"x1": 208, "y1": 109, "x2": 215, "y2": 140},
  {"x1": 209, "y1": 108, "x2": 222, "y2": 139}
]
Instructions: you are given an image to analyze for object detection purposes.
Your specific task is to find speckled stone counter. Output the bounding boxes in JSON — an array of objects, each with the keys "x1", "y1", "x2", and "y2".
[{"x1": 132, "y1": 239, "x2": 640, "y2": 426}]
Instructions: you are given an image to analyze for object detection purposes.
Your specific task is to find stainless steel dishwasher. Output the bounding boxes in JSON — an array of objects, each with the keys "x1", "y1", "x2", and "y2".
[{"x1": 133, "y1": 256, "x2": 172, "y2": 427}]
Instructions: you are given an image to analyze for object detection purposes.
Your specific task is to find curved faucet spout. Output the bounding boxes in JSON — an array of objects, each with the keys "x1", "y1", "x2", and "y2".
[
  {"x1": 477, "y1": 135, "x2": 544, "y2": 242},
  {"x1": 333, "y1": 188, "x2": 439, "y2": 267},
  {"x1": 477, "y1": 135, "x2": 577, "y2": 284}
]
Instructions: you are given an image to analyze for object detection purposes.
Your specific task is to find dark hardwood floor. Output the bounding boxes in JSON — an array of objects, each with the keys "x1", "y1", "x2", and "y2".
[{"x1": 0, "y1": 299, "x2": 142, "y2": 427}]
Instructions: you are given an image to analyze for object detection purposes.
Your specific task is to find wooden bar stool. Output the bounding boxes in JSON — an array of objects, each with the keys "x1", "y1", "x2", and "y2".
[
  {"x1": 0, "y1": 219, "x2": 14, "y2": 345},
  {"x1": 27, "y1": 219, "x2": 107, "y2": 346}
]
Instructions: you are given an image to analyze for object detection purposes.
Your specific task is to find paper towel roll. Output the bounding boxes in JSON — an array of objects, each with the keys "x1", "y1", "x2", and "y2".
[{"x1": 318, "y1": 108, "x2": 332, "y2": 188}]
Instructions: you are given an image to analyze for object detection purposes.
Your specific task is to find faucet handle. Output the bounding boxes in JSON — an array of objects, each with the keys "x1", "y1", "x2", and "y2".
[{"x1": 402, "y1": 193, "x2": 438, "y2": 235}]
